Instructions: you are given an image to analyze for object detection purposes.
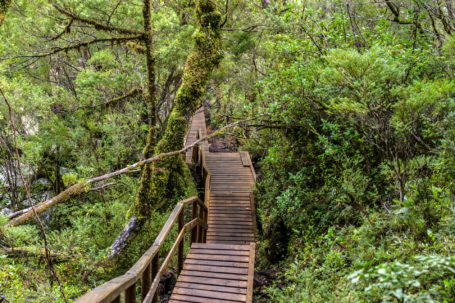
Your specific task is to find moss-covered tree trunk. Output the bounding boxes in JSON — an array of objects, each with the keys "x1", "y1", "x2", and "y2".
[
  {"x1": 143, "y1": 0, "x2": 222, "y2": 209},
  {"x1": 0, "y1": 0, "x2": 11, "y2": 27},
  {"x1": 110, "y1": 0, "x2": 222, "y2": 258}
]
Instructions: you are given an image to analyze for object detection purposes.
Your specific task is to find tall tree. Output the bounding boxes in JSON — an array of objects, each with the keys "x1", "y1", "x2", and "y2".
[{"x1": 110, "y1": 0, "x2": 223, "y2": 257}]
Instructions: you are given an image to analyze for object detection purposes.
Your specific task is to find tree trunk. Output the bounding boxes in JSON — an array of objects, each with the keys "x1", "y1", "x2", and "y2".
[
  {"x1": 109, "y1": 0, "x2": 223, "y2": 258},
  {"x1": 143, "y1": 0, "x2": 223, "y2": 208}
]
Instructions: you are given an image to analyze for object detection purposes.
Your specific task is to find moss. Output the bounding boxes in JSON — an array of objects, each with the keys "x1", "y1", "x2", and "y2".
[{"x1": 125, "y1": 42, "x2": 147, "y2": 54}]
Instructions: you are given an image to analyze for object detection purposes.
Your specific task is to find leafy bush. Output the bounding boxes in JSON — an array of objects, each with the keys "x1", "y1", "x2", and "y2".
[{"x1": 349, "y1": 255, "x2": 455, "y2": 302}]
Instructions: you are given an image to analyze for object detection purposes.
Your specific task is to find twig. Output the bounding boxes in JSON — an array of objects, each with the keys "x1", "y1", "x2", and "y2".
[
  {"x1": 52, "y1": 3, "x2": 143, "y2": 35},
  {"x1": 66, "y1": 88, "x2": 142, "y2": 113},
  {"x1": 89, "y1": 182, "x2": 116, "y2": 191}
]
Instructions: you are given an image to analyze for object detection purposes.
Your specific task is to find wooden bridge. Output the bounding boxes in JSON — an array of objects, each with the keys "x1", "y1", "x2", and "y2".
[{"x1": 75, "y1": 108, "x2": 257, "y2": 302}]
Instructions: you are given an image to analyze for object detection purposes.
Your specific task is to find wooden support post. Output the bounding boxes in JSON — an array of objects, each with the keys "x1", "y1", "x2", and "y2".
[
  {"x1": 141, "y1": 264, "x2": 151, "y2": 301},
  {"x1": 151, "y1": 252, "x2": 159, "y2": 303},
  {"x1": 202, "y1": 209, "x2": 207, "y2": 243},
  {"x1": 250, "y1": 192, "x2": 258, "y2": 240},
  {"x1": 192, "y1": 144, "x2": 199, "y2": 164},
  {"x1": 197, "y1": 206, "x2": 203, "y2": 243},
  {"x1": 112, "y1": 296, "x2": 120, "y2": 303},
  {"x1": 191, "y1": 201, "x2": 198, "y2": 244},
  {"x1": 125, "y1": 283, "x2": 135, "y2": 303},
  {"x1": 178, "y1": 210, "x2": 184, "y2": 274}
]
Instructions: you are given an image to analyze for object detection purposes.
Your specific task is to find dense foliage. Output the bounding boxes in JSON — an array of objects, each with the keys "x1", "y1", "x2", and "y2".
[{"x1": 1, "y1": 0, "x2": 455, "y2": 302}]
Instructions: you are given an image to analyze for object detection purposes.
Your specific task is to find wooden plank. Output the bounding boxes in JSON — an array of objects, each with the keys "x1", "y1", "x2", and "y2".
[
  {"x1": 191, "y1": 243, "x2": 250, "y2": 250},
  {"x1": 180, "y1": 269, "x2": 248, "y2": 281},
  {"x1": 172, "y1": 287, "x2": 247, "y2": 302},
  {"x1": 208, "y1": 224, "x2": 253, "y2": 230},
  {"x1": 240, "y1": 151, "x2": 250, "y2": 167},
  {"x1": 186, "y1": 253, "x2": 250, "y2": 262},
  {"x1": 190, "y1": 248, "x2": 250, "y2": 256},
  {"x1": 206, "y1": 237, "x2": 255, "y2": 243},
  {"x1": 208, "y1": 220, "x2": 253, "y2": 225},
  {"x1": 177, "y1": 275, "x2": 248, "y2": 288},
  {"x1": 207, "y1": 240, "x2": 253, "y2": 245},
  {"x1": 175, "y1": 282, "x2": 247, "y2": 294},
  {"x1": 183, "y1": 264, "x2": 248, "y2": 275},
  {"x1": 184, "y1": 259, "x2": 249, "y2": 268},
  {"x1": 210, "y1": 208, "x2": 252, "y2": 212},
  {"x1": 170, "y1": 294, "x2": 241, "y2": 303},
  {"x1": 207, "y1": 232, "x2": 254, "y2": 238},
  {"x1": 209, "y1": 214, "x2": 252, "y2": 218},
  {"x1": 207, "y1": 230, "x2": 253, "y2": 236}
]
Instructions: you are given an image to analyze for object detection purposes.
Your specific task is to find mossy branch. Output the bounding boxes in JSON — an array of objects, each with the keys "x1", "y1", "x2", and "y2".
[
  {"x1": 5, "y1": 116, "x2": 258, "y2": 228},
  {"x1": 52, "y1": 3, "x2": 144, "y2": 36},
  {"x1": 50, "y1": 18, "x2": 74, "y2": 41},
  {"x1": 29, "y1": 35, "x2": 144, "y2": 58}
]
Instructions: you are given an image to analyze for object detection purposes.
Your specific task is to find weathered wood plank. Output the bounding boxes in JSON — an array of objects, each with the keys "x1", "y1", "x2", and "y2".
[
  {"x1": 180, "y1": 269, "x2": 248, "y2": 281},
  {"x1": 177, "y1": 276, "x2": 248, "y2": 288},
  {"x1": 175, "y1": 282, "x2": 247, "y2": 294},
  {"x1": 172, "y1": 287, "x2": 247, "y2": 302}
]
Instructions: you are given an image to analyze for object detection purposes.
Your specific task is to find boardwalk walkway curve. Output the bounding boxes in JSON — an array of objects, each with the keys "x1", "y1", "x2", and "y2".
[{"x1": 76, "y1": 107, "x2": 256, "y2": 303}]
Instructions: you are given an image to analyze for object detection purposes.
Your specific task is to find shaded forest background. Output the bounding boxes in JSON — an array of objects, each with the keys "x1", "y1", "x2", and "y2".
[{"x1": 1, "y1": 0, "x2": 455, "y2": 302}]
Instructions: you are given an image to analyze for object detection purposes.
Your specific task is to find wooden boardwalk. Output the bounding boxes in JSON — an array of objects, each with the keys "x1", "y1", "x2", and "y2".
[
  {"x1": 185, "y1": 107, "x2": 209, "y2": 163},
  {"x1": 74, "y1": 107, "x2": 256, "y2": 303},
  {"x1": 170, "y1": 109, "x2": 257, "y2": 302}
]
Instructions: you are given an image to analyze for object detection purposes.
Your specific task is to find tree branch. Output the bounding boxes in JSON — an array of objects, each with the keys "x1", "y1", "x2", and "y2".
[
  {"x1": 6, "y1": 116, "x2": 260, "y2": 227},
  {"x1": 66, "y1": 88, "x2": 143, "y2": 113},
  {"x1": 52, "y1": 3, "x2": 144, "y2": 36},
  {"x1": 29, "y1": 35, "x2": 144, "y2": 59}
]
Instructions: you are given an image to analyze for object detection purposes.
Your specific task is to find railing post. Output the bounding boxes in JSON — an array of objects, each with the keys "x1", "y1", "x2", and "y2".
[
  {"x1": 198, "y1": 205, "x2": 204, "y2": 243},
  {"x1": 202, "y1": 208, "x2": 207, "y2": 243},
  {"x1": 178, "y1": 210, "x2": 184, "y2": 274},
  {"x1": 191, "y1": 201, "x2": 199, "y2": 244},
  {"x1": 125, "y1": 283, "x2": 135, "y2": 303},
  {"x1": 151, "y1": 252, "x2": 159, "y2": 303},
  {"x1": 192, "y1": 144, "x2": 199, "y2": 164},
  {"x1": 141, "y1": 264, "x2": 151, "y2": 301}
]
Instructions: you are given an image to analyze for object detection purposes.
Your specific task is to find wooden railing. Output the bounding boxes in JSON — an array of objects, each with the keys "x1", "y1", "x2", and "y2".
[
  {"x1": 75, "y1": 136, "x2": 210, "y2": 303},
  {"x1": 192, "y1": 129, "x2": 211, "y2": 207}
]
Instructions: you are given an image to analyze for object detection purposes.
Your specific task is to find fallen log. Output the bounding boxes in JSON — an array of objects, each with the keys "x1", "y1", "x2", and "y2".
[{"x1": 0, "y1": 246, "x2": 69, "y2": 260}]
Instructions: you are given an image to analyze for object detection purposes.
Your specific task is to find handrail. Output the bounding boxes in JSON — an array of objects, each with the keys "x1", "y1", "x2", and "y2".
[
  {"x1": 76, "y1": 124, "x2": 211, "y2": 303},
  {"x1": 190, "y1": 128, "x2": 211, "y2": 242},
  {"x1": 75, "y1": 195, "x2": 208, "y2": 303},
  {"x1": 197, "y1": 129, "x2": 211, "y2": 209}
]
